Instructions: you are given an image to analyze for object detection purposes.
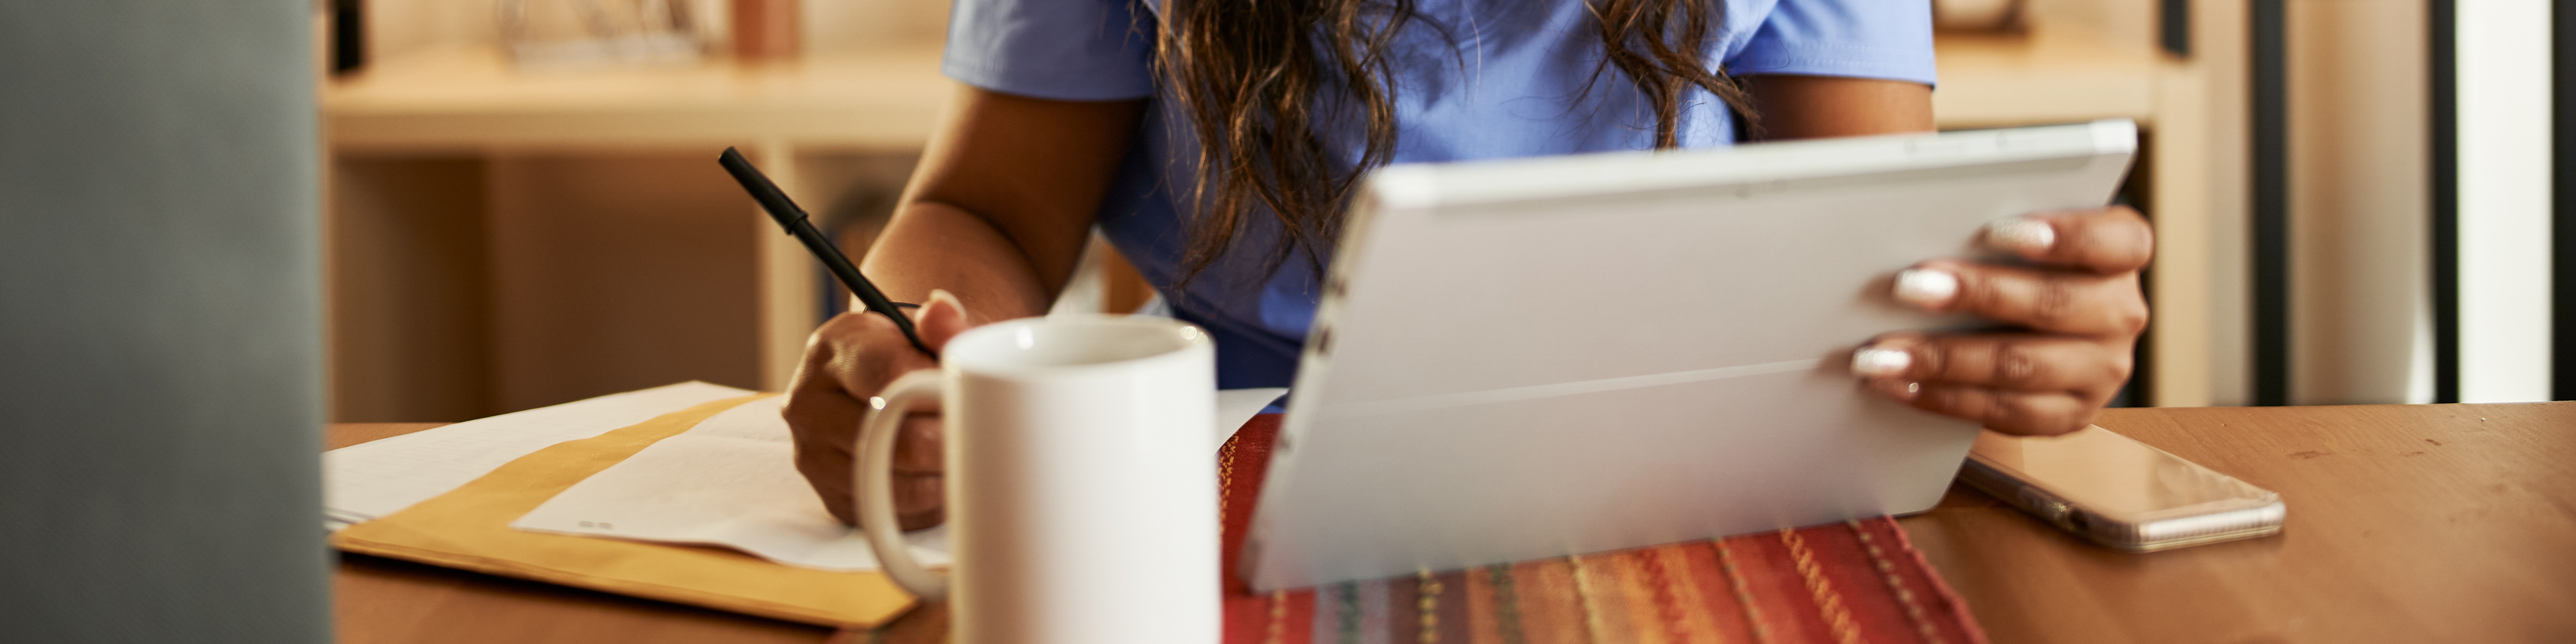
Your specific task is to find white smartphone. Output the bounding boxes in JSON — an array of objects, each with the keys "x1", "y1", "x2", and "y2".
[{"x1": 1959, "y1": 425, "x2": 2285, "y2": 551}]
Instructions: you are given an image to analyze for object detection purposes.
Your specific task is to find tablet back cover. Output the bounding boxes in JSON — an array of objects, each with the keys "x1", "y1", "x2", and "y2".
[{"x1": 1248, "y1": 121, "x2": 2138, "y2": 590}]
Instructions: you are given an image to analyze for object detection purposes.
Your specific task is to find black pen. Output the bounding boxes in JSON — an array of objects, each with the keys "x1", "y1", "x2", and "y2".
[{"x1": 718, "y1": 147, "x2": 937, "y2": 358}]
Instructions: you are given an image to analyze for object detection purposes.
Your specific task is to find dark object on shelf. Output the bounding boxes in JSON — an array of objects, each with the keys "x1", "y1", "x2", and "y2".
[
  {"x1": 330, "y1": 0, "x2": 364, "y2": 74},
  {"x1": 2161, "y1": 0, "x2": 2190, "y2": 57}
]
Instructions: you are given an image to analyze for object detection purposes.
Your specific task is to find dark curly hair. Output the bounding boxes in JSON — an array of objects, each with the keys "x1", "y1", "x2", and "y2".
[{"x1": 1155, "y1": 0, "x2": 1758, "y2": 282}]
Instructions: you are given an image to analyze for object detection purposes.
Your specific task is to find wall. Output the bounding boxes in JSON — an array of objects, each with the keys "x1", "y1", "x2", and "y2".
[
  {"x1": 330, "y1": 158, "x2": 496, "y2": 420},
  {"x1": 2287, "y1": 0, "x2": 2433, "y2": 405},
  {"x1": 2196, "y1": 0, "x2": 2255, "y2": 407},
  {"x1": 2151, "y1": 0, "x2": 2445, "y2": 407},
  {"x1": 485, "y1": 154, "x2": 765, "y2": 413},
  {"x1": 2132, "y1": 0, "x2": 2252, "y2": 407},
  {"x1": 2455, "y1": 0, "x2": 2557, "y2": 402}
]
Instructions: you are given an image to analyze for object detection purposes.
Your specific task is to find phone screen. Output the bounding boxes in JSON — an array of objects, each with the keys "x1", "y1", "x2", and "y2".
[{"x1": 1972, "y1": 427, "x2": 2271, "y2": 518}]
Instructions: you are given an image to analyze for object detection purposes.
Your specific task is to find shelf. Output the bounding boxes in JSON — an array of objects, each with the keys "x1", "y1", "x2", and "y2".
[
  {"x1": 328, "y1": 32, "x2": 2157, "y2": 152},
  {"x1": 324, "y1": 45, "x2": 952, "y2": 153}
]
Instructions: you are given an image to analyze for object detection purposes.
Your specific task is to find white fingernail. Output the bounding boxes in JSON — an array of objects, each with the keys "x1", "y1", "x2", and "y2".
[
  {"x1": 1985, "y1": 218, "x2": 2057, "y2": 256},
  {"x1": 1894, "y1": 268, "x2": 1960, "y2": 309},
  {"x1": 1851, "y1": 346, "x2": 1912, "y2": 378}
]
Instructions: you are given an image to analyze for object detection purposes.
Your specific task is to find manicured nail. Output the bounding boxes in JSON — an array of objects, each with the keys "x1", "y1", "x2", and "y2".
[
  {"x1": 1985, "y1": 217, "x2": 2057, "y2": 257},
  {"x1": 924, "y1": 289, "x2": 966, "y2": 318},
  {"x1": 1851, "y1": 346, "x2": 1912, "y2": 378},
  {"x1": 1893, "y1": 268, "x2": 1960, "y2": 309}
]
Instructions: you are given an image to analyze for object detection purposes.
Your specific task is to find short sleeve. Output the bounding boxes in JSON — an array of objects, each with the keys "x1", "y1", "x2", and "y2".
[
  {"x1": 942, "y1": 0, "x2": 1157, "y2": 100},
  {"x1": 1728, "y1": 0, "x2": 1937, "y2": 87}
]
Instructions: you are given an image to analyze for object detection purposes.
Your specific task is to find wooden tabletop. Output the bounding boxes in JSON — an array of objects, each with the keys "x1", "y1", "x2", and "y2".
[
  {"x1": 1907, "y1": 402, "x2": 2576, "y2": 643},
  {"x1": 327, "y1": 424, "x2": 795, "y2": 644},
  {"x1": 330, "y1": 402, "x2": 2576, "y2": 643}
]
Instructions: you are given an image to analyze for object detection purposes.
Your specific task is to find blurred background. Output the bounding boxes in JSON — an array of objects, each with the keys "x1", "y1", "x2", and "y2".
[{"x1": 317, "y1": 0, "x2": 2571, "y2": 422}]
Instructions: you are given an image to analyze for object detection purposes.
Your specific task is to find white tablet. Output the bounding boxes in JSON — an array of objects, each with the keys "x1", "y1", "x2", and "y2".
[{"x1": 1244, "y1": 120, "x2": 2139, "y2": 590}]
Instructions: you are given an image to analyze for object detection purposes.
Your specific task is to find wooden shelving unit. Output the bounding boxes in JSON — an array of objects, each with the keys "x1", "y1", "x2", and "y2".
[
  {"x1": 325, "y1": 25, "x2": 2221, "y2": 419},
  {"x1": 325, "y1": 45, "x2": 950, "y2": 419},
  {"x1": 326, "y1": 44, "x2": 951, "y2": 152}
]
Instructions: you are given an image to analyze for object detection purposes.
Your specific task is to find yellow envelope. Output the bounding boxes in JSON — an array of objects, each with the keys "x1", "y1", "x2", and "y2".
[{"x1": 331, "y1": 394, "x2": 918, "y2": 627}]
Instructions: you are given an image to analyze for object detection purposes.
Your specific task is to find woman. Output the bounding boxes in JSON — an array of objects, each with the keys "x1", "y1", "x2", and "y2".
[{"x1": 785, "y1": 0, "x2": 2153, "y2": 529}]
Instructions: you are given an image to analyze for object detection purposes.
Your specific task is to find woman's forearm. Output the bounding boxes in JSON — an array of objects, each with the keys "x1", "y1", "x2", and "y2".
[
  {"x1": 859, "y1": 200, "x2": 1060, "y2": 322},
  {"x1": 853, "y1": 87, "x2": 1150, "y2": 323},
  {"x1": 1743, "y1": 74, "x2": 1935, "y2": 141}
]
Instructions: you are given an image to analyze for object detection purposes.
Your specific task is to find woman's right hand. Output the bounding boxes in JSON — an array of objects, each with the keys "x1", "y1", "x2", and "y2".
[
  {"x1": 781, "y1": 290, "x2": 979, "y2": 530},
  {"x1": 779, "y1": 88, "x2": 1142, "y2": 528}
]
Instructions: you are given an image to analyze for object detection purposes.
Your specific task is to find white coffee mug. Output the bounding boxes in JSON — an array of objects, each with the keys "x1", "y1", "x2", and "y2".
[{"x1": 854, "y1": 315, "x2": 1220, "y2": 644}]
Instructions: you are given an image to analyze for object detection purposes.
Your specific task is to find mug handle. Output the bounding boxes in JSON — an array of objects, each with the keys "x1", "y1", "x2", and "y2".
[{"x1": 855, "y1": 370, "x2": 949, "y2": 601}]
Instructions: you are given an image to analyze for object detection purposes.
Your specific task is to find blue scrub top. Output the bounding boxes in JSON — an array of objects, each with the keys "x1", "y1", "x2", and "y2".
[{"x1": 942, "y1": 0, "x2": 1937, "y2": 388}]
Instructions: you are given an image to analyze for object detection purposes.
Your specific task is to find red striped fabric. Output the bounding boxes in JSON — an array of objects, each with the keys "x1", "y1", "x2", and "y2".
[{"x1": 1220, "y1": 415, "x2": 1987, "y2": 644}]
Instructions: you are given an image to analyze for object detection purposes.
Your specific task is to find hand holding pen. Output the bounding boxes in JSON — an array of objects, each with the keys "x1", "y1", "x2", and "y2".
[
  {"x1": 719, "y1": 147, "x2": 938, "y2": 358},
  {"x1": 724, "y1": 147, "x2": 967, "y2": 529}
]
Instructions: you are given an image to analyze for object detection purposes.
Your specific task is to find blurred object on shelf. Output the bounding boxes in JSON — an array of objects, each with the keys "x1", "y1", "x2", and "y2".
[
  {"x1": 499, "y1": 0, "x2": 708, "y2": 70},
  {"x1": 330, "y1": 0, "x2": 366, "y2": 74},
  {"x1": 731, "y1": 0, "x2": 800, "y2": 60},
  {"x1": 1935, "y1": 0, "x2": 2026, "y2": 32}
]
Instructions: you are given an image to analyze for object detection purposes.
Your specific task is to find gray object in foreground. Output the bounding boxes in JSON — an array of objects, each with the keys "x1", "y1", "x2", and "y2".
[
  {"x1": 1246, "y1": 120, "x2": 2140, "y2": 590},
  {"x1": 0, "y1": 1, "x2": 328, "y2": 641}
]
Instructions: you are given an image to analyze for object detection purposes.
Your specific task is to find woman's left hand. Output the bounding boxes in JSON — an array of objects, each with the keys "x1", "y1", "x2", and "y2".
[{"x1": 1848, "y1": 205, "x2": 2153, "y2": 436}]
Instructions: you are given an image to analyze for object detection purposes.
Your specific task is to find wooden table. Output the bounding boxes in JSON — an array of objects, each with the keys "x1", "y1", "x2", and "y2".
[
  {"x1": 1913, "y1": 402, "x2": 2576, "y2": 643},
  {"x1": 331, "y1": 402, "x2": 2576, "y2": 643},
  {"x1": 329, "y1": 423, "x2": 828, "y2": 644}
]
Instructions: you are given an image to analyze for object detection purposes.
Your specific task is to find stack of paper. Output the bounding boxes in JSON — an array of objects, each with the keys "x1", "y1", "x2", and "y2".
[
  {"x1": 328, "y1": 381, "x2": 1288, "y2": 573},
  {"x1": 511, "y1": 396, "x2": 954, "y2": 570},
  {"x1": 324, "y1": 381, "x2": 755, "y2": 530},
  {"x1": 508, "y1": 388, "x2": 1288, "y2": 571}
]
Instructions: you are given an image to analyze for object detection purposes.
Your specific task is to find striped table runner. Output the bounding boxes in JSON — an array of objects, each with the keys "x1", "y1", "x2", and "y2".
[{"x1": 1220, "y1": 415, "x2": 1988, "y2": 644}]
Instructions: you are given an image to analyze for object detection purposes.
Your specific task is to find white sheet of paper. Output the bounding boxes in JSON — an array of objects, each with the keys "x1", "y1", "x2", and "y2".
[
  {"x1": 511, "y1": 396, "x2": 949, "y2": 571},
  {"x1": 323, "y1": 381, "x2": 754, "y2": 527},
  {"x1": 511, "y1": 388, "x2": 1288, "y2": 571},
  {"x1": 1217, "y1": 388, "x2": 1289, "y2": 443}
]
